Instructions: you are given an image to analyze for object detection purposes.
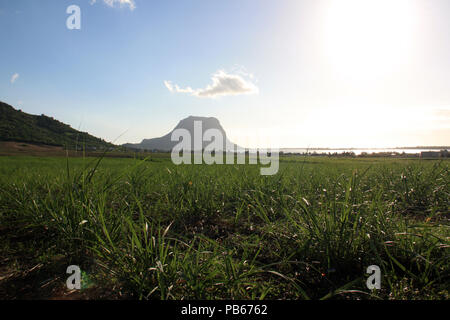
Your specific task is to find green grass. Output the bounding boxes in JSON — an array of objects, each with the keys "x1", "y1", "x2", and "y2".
[{"x1": 0, "y1": 155, "x2": 448, "y2": 299}]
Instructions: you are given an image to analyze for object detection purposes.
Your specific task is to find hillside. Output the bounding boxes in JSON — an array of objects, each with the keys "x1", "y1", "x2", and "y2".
[
  {"x1": 124, "y1": 116, "x2": 240, "y2": 151},
  {"x1": 0, "y1": 101, "x2": 114, "y2": 150}
]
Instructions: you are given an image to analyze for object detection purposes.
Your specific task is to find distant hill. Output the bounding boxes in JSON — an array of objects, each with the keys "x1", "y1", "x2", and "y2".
[
  {"x1": 124, "y1": 116, "x2": 240, "y2": 151},
  {"x1": 0, "y1": 101, "x2": 114, "y2": 150}
]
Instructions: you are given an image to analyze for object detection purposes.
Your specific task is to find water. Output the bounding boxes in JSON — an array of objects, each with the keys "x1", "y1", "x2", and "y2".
[{"x1": 279, "y1": 148, "x2": 446, "y2": 155}]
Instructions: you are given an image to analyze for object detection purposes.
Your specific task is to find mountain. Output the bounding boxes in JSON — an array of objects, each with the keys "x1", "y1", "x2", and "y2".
[
  {"x1": 0, "y1": 101, "x2": 114, "y2": 150},
  {"x1": 123, "y1": 116, "x2": 240, "y2": 151}
]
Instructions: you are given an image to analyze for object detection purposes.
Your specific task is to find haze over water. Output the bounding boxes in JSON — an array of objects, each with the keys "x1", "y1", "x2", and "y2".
[{"x1": 280, "y1": 148, "x2": 447, "y2": 155}]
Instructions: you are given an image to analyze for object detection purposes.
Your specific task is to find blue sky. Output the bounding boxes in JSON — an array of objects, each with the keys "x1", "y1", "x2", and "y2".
[{"x1": 1, "y1": 0, "x2": 450, "y2": 147}]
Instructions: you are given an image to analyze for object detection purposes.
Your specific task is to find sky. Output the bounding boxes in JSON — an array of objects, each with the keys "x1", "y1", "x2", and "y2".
[{"x1": 1, "y1": 0, "x2": 449, "y2": 148}]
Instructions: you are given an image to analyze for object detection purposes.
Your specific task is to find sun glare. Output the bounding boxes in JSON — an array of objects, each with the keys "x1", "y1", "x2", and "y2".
[{"x1": 321, "y1": 0, "x2": 417, "y2": 82}]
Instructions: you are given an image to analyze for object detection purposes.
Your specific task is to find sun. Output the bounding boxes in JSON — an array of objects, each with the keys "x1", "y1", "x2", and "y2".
[{"x1": 321, "y1": 0, "x2": 417, "y2": 82}]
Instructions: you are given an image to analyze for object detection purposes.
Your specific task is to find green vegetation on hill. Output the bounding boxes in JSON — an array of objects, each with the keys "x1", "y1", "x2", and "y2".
[{"x1": 0, "y1": 101, "x2": 114, "y2": 150}]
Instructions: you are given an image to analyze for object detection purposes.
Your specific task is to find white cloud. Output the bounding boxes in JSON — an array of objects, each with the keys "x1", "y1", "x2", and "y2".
[
  {"x1": 90, "y1": 0, "x2": 136, "y2": 10},
  {"x1": 164, "y1": 81, "x2": 194, "y2": 94},
  {"x1": 164, "y1": 70, "x2": 259, "y2": 98},
  {"x1": 10, "y1": 73, "x2": 19, "y2": 84}
]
